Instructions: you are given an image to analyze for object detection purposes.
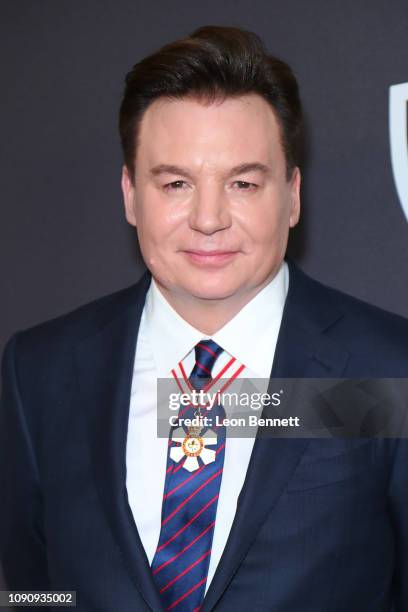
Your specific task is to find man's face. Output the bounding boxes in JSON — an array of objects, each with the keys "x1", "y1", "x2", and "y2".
[{"x1": 122, "y1": 94, "x2": 300, "y2": 304}]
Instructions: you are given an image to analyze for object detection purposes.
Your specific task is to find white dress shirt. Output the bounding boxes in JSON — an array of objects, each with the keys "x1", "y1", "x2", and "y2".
[{"x1": 126, "y1": 261, "x2": 289, "y2": 593}]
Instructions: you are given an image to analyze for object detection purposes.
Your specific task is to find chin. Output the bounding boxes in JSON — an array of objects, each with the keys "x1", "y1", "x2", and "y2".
[{"x1": 182, "y1": 279, "x2": 241, "y2": 301}]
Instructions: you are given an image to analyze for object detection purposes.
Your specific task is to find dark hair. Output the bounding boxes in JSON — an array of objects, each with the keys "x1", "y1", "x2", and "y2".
[{"x1": 119, "y1": 25, "x2": 303, "y2": 182}]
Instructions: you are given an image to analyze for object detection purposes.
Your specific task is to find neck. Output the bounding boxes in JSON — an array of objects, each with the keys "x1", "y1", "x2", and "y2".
[{"x1": 154, "y1": 275, "x2": 276, "y2": 335}]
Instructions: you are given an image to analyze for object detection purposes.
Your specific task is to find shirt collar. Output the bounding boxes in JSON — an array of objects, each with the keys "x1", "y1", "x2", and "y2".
[{"x1": 144, "y1": 261, "x2": 289, "y2": 378}]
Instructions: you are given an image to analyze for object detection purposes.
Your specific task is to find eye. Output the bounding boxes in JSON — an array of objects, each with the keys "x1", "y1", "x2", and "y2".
[
  {"x1": 163, "y1": 180, "x2": 189, "y2": 192},
  {"x1": 233, "y1": 181, "x2": 258, "y2": 191}
]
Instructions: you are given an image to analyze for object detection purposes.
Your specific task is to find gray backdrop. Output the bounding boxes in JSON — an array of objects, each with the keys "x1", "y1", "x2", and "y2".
[{"x1": 1, "y1": 0, "x2": 408, "y2": 352}]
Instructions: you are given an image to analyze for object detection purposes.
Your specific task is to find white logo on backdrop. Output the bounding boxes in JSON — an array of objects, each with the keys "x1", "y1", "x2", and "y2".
[{"x1": 389, "y1": 82, "x2": 408, "y2": 221}]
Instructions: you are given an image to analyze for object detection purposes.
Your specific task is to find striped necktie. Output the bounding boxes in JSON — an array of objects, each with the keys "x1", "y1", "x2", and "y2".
[{"x1": 151, "y1": 339, "x2": 226, "y2": 611}]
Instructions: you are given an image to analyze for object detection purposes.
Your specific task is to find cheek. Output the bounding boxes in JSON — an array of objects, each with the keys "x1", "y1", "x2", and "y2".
[
  {"x1": 136, "y1": 197, "x2": 182, "y2": 246},
  {"x1": 237, "y1": 204, "x2": 287, "y2": 247},
  {"x1": 137, "y1": 213, "x2": 188, "y2": 278}
]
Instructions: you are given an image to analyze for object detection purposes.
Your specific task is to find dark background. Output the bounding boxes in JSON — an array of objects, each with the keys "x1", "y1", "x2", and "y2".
[{"x1": 1, "y1": 0, "x2": 408, "y2": 351}]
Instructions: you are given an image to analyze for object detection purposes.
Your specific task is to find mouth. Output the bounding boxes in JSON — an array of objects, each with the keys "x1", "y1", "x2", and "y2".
[{"x1": 182, "y1": 249, "x2": 239, "y2": 266}]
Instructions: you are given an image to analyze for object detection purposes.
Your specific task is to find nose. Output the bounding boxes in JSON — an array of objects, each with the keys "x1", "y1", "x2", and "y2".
[{"x1": 188, "y1": 185, "x2": 232, "y2": 235}]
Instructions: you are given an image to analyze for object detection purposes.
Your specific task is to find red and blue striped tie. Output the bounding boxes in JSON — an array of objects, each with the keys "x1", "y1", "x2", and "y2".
[{"x1": 151, "y1": 339, "x2": 226, "y2": 611}]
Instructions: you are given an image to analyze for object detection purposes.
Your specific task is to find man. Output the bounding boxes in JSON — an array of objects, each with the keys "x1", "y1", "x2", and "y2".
[{"x1": 1, "y1": 25, "x2": 407, "y2": 611}]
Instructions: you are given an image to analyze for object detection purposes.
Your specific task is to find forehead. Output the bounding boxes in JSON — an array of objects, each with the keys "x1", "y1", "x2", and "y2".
[{"x1": 136, "y1": 94, "x2": 284, "y2": 171}]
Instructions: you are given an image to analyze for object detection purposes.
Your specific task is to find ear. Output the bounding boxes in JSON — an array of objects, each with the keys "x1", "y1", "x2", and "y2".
[
  {"x1": 288, "y1": 166, "x2": 301, "y2": 228},
  {"x1": 121, "y1": 165, "x2": 137, "y2": 227}
]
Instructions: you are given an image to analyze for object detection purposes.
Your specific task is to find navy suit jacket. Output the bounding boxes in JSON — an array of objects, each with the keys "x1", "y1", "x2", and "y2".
[{"x1": 1, "y1": 260, "x2": 408, "y2": 611}]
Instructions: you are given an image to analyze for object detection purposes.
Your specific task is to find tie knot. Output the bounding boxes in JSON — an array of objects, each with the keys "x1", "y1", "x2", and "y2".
[{"x1": 190, "y1": 339, "x2": 224, "y2": 382}]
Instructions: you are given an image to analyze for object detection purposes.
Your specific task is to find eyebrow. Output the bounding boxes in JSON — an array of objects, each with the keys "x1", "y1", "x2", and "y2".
[{"x1": 149, "y1": 162, "x2": 271, "y2": 180}]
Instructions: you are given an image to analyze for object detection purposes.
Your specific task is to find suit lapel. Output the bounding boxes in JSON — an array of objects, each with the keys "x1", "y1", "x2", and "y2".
[
  {"x1": 75, "y1": 271, "x2": 165, "y2": 612},
  {"x1": 200, "y1": 261, "x2": 351, "y2": 611}
]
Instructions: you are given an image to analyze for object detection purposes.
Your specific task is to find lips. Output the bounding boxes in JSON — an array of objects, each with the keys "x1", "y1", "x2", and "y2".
[{"x1": 182, "y1": 249, "x2": 239, "y2": 266}]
